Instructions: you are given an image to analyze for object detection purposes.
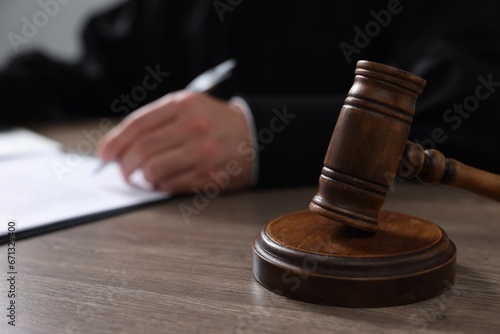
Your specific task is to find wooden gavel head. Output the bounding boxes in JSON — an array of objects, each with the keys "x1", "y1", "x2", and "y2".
[
  {"x1": 253, "y1": 60, "x2": 466, "y2": 307},
  {"x1": 251, "y1": 59, "x2": 500, "y2": 306},
  {"x1": 309, "y1": 60, "x2": 426, "y2": 232}
]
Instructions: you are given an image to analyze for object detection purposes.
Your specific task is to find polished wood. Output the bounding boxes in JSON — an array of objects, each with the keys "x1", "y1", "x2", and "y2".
[
  {"x1": 257, "y1": 61, "x2": 499, "y2": 307},
  {"x1": 309, "y1": 60, "x2": 426, "y2": 232},
  {"x1": 401, "y1": 141, "x2": 500, "y2": 202},
  {"x1": 0, "y1": 123, "x2": 499, "y2": 334},
  {"x1": 310, "y1": 60, "x2": 500, "y2": 232},
  {"x1": 253, "y1": 210, "x2": 456, "y2": 307},
  {"x1": 1, "y1": 115, "x2": 498, "y2": 331},
  {"x1": 1, "y1": 183, "x2": 499, "y2": 333}
]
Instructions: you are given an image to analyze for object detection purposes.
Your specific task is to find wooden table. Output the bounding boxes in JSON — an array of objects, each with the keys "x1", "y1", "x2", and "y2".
[{"x1": 1, "y1": 121, "x2": 499, "y2": 333}]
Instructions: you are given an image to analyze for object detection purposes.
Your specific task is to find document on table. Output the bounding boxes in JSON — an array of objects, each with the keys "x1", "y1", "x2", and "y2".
[
  {"x1": 0, "y1": 151, "x2": 171, "y2": 243},
  {"x1": 0, "y1": 127, "x2": 61, "y2": 158}
]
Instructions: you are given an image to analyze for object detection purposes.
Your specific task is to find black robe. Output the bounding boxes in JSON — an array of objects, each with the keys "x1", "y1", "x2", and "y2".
[{"x1": 1, "y1": 0, "x2": 500, "y2": 186}]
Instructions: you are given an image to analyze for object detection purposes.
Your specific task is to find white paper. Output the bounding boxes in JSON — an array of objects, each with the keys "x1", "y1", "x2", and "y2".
[
  {"x1": 0, "y1": 152, "x2": 170, "y2": 237},
  {"x1": 0, "y1": 128, "x2": 61, "y2": 158}
]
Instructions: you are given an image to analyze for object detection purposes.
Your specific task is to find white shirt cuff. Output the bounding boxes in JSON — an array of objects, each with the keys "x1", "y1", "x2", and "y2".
[{"x1": 229, "y1": 96, "x2": 259, "y2": 187}]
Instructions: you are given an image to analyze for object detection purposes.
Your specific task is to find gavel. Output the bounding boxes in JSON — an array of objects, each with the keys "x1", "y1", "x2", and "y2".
[
  {"x1": 309, "y1": 60, "x2": 500, "y2": 232},
  {"x1": 252, "y1": 60, "x2": 499, "y2": 307}
]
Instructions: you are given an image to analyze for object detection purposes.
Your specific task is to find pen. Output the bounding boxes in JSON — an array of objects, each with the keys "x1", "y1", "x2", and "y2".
[{"x1": 93, "y1": 59, "x2": 237, "y2": 174}]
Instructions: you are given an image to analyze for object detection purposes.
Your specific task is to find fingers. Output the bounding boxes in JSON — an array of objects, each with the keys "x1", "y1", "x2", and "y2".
[
  {"x1": 154, "y1": 156, "x2": 251, "y2": 194},
  {"x1": 138, "y1": 137, "x2": 229, "y2": 190},
  {"x1": 97, "y1": 92, "x2": 183, "y2": 162},
  {"x1": 119, "y1": 123, "x2": 183, "y2": 178},
  {"x1": 96, "y1": 91, "x2": 254, "y2": 194},
  {"x1": 138, "y1": 143, "x2": 200, "y2": 184}
]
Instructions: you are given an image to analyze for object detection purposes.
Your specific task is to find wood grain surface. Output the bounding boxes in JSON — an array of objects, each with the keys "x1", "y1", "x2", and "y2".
[{"x1": 0, "y1": 121, "x2": 499, "y2": 333}]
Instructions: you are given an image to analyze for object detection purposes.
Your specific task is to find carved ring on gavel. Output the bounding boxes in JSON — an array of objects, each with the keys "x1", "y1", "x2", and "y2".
[
  {"x1": 308, "y1": 62, "x2": 500, "y2": 232},
  {"x1": 311, "y1": 138, "x2": 500, "y2": 232},
  {"x1": 252, "y1": 60, "x2": 500, "y2": 308},
  {"x1": 400, "y1": 141, "x2": 500, "y2": 202}
]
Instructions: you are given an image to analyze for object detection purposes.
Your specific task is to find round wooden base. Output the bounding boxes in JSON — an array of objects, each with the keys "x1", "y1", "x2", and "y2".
[{"x1": 252, "y1": 210, "x2": 456, "y2": 307}]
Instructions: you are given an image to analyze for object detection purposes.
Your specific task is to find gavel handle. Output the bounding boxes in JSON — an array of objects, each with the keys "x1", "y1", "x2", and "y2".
[{"x1": 399, "y1": 141, "x2": 500, "y2": 202}]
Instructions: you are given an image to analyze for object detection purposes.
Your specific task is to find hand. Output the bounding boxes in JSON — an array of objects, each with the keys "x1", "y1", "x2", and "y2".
[{"x1": 97, "y1": 91, "x2": 254, "y2": 193}]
